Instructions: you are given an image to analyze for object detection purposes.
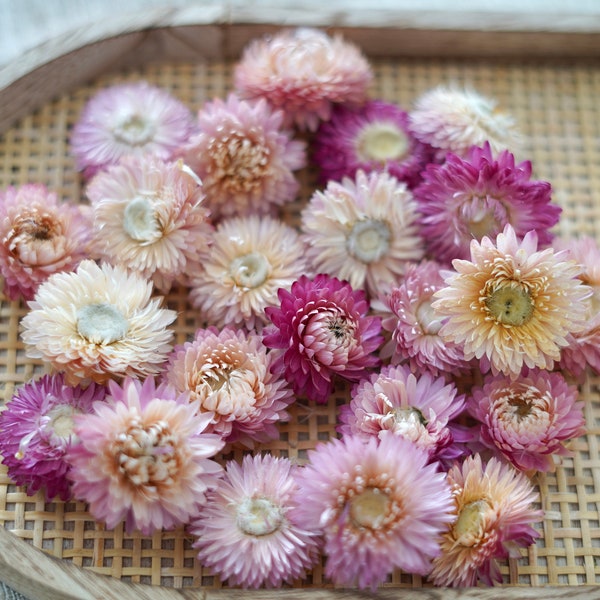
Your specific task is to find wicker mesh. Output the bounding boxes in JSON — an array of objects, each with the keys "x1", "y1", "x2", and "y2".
[{"x1": 0, "y1": 57, "x2": 599, "y2": 588}]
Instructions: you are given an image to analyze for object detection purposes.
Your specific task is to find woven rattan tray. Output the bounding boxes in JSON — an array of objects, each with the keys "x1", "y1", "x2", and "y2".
[{"x1": 0, "y1": 21, "x2": 599, "y2": 600}]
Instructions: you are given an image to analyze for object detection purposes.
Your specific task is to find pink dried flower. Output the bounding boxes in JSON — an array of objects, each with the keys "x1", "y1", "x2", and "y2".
[
  {"x1": 0, "y1": 184, "x2": 93, "y2": 301},
  {"x1": 234, "y1": 27, "x2": 372, "y2": 131},
  {"x1": 432, "y1": 225, "x2": 591, "y2": 376},
  {"x1": 263, "y1": 274, "x2": 383, "y2": 403},
  {"x1": 338, "y1": 364, "x2": 467, "y2": 465},
  {"x1": 415, "y1": 143, "x2": 560, "y2": 263},
  {"x1": 70, "y1": 81, "x2": 194, "y2": 178},
  {"x1": 67, "y1": 377, "x2": 224, "y2": 534},
  {"x1": 469, "y1": 369, "x2": 585, "y2": 473},
  {"x1": 301, "y1": 170, "x2": 424, "y2": 297},
  {"x1": 429, "y1": 454, "x2": 543, "y2": 587},
  {"x1": 0, "y1": 373, "x2": 105, "y2": 501},
  {"x1": 86, "y1": 155, "x2": 212, "y2": 292},
  {"x1": 312, "y1": 100, "x2": 431, "y2": 186},
  {"x1": 181, "y1": 94, "x2": 305, "y2": 220},
  {"x1": 164, "y1": 326, "x2": 293, "y2": 447},
  {"x1": 292, "y1": 434, "x2": 453, "y2": 589},
  {"x1": 190, "y1": 453, "x2": 319, "y2": 588}
]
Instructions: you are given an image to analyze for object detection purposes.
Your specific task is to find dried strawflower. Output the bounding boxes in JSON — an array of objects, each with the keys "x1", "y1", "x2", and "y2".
[
  {"x1": 409, "y1": 85, "x2": 521, "y2": 159},
  {"x1": 21, "y1": 259, "x2": 176, "y2": 386},
  {"x1": 181, "y1": 94, "x2": 305, "y2": 220},
  {"x1": 469, "y1": 369, "x2": 585, "y2": 472},
  {"x1": 429, "y1": 454, "x2": 543, "y2": 587},
  {"x1": 292, "y1": 434, "x2": 453, "y2": 589},
  {"x1": 190, "y1": 453, "x2": 319, "y2": 588},
  {"x1": 301, "y1": 170, "x2": 424, "y2": 297},
  {"x1": 0, "y1": 373, "x2": 105, "y2": 501},
  {"x1": 0, "y1": 184, "x2": 93, "y2": 301},
  {"x1": 70, "y1": 81, "x2": 194, "y2": 178},
  {"x1": 338, "y1": 364, "x2": 467, "y2": 465},
  {"x1": 263, "y1": 274, "x2": 383, "y2": 403},
  {"x1": 432, "y1": 225, "x2": 591, "y2": 376},
  {"x1": 164, "y1": 326, "x2": 293, "y2": 447},
  {"x1": 189, "y1": 215, "x2": 310, "y2": 331},
  {"x1": 415, "y1": 143, "x2": 561, "y2": 263},
  {"x1": 67, "y1": 377, "x2": 224, "y2": 534},
  {"x1": 234, "y1": 27, "x2": 372, "y2": 131},
  {"x1": 312, "y1": 100, "x2": 431, "y2": 186},
  {"x1": 86, "y1": 155, "x2": 212, "y2": 292}
]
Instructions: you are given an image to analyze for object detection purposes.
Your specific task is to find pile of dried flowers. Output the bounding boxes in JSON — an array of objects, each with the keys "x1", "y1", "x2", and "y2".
[{"x1": 0, "y1": 26, "x2": 595, "y2": 590}]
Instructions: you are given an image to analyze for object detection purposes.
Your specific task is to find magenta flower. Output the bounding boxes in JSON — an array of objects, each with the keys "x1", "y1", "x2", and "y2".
[
  {"x1": 292, "y1": 434, "x2": 453, "y2": 589},
  {"x1": 312, "y1": 100, "x2": 432, "y2": 186},
  {"x1": 67, "y1": 377, "x2": 224, "y2": 534},
  {"x1": 0, "y1": 184, "x2": 93, "y2": 301},
  {"x1": 70, "y1": 81, "x2": 195, "y2": 178},
  {"x1": 469, "y1": 369, "x2": 585, "y2": 472},
  {"x1": 0, "y1": 373, "x2": 105, "y2": 501},
  {"x1": 415, "y1": 143, "x2": 561, "y2": 263},
  {"x1": 190, "y1": 454, "x2": 319, "y2": 588},
  {"x1": 338, "y1": 364, "x2": 467, "y2": 465},
  {"x1": 263, "y1": 274, "x2": 383, "y2": 403}
]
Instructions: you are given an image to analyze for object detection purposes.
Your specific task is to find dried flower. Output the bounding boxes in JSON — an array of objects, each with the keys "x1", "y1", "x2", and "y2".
[
  {"x1": 21, "y1": 259, "x2": 176, "y2": 386},
  {"x1": 70, "y1": 81, "x2": 194, "y2": 178},
  {"x1": 234, "y1": 27, "x2": 372, "y2": 131},
  {"x1": 0, "y1": 373, "x2": 105, "y2": 501},
  {"x1": 312, "y1": 100, "x2": 431, "y2": 186},
  {"x1": 0, "y1": 184, "x2": 93, "y2": 301},
  {"x1": 164, "y1": 326, "x2": 293, "y2": 447},
  {"x1": 67, "y1": 377, "x2": 224, "y2": 534},
  {"x1": 415, "y1": 143, "x2": 561, "y2": 263},
  {"x1": 432, "y1": 225, "x2": 591, "y2": 376},
  {"x1": 189, "y1": 215, "x2": 310, "y2": 331},
  {"x1": 292, "y1": 434, "x2": 453, "y2": 589},
  {"x1": 181, "y1": 94, "x2": 305, "y2": 220},
  {"x1": 429, "y1": 454, "x2": 543, "y2": 587},
  {"x1": 86, "y1": 155, "x2": 212, "y2": 292},
  {"x1": 301, "y1": 170, "x2": 424, "y2": 297},
  {"x1": 190, "y1": 453, "x2": 319, "y2": 588},
  {"x1": 263, "y1": 274, "x2": 383, "y2": 403}
]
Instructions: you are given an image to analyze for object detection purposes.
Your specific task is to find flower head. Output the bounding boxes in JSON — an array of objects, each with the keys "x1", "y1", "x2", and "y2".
[
  {"x1": 469, "y1": 369, "x2": 585, "y2": 472},
  {"x1": 164, "y1": 326, "x2": 293, "y2": 447},
  {"x1": 190, "y1": 453, "x2": 319, "y2": 588},
  {"x1": 264, "y1": 274, "x2": 383, "y2": 403},
  {"x1": 429, "y1": 454, "x2": 543, "y2": 587},
  {"x1": 312, "y1": 100, "x2": 431, "y2": 186},
  {"x1": 86, "y1": 155, "x2": 212, "y2": 292},
  {"x1": 189, "y1": 215, "x2": 310, "y2": 331},
  {"x1": 409, "y1": 85, "x2": 521, "y2": 159},
  {"x1": 70, "y1": 81, "x2": 194, "y2": 178},
  {"x1": 301, "y1": 170, "x2": 424, "y2": 297},
  {"x1": 67, "y1": 377, "x2": 224, "y2": 534},
  {"x1": 0, "y1": 184, "x2": 93, "y2": 301},
  {"x1": 0, "y1": 373, "x2": 105, "y2": 501},
  {"x1": 234, "y1": 27, "x2": 372, "y2": 131},
  {"x1": 21, "y1": 259, "x2": 176, "y2": 385},
  {"x1": 432, "y1": 225, "x2": 591, "y2": 376},
  {"x1": 182, "y1": 94, "x2": 305, "y2": 220},
  {"x1": 292, "y1": 435, "x2": 453, "y2": 589},
  {"x1": 415, "y1": 143, "x2": 561, "y2": 263}
]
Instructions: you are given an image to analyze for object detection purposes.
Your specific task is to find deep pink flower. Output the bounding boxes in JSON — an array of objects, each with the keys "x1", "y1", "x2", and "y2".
[
  {"x1": 0, "y1": 373, "x2": 105, "y2": 501},
  {"x1": 263, "y1": 274, "x2": 383, "y2": 403},
  {"x1": 415, "y1": 143, "x2": 561, "y2": 263}
]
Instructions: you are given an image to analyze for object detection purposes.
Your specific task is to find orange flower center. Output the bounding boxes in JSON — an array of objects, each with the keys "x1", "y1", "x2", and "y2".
[
  {"x1": 485, "y1": 283, "x2": 534, "y2": 326},
  {"x1": 236, "y1": 497, "x2": 283, "y2": 536},
  {"x1": 349, "y1": 487, "x2": 391, "y2": 530},
  {"x1": 356, "y1": 122, "x2": 409, "y2": 163}
]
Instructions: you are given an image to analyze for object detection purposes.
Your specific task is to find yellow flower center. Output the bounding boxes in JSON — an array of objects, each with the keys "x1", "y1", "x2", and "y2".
[
  {"x1": 113, "y1": 113, "x2": 156, "y2": 146},
  {"x1": 347, "y1": 219, "x2": 391, "y2": 263},
  {"x1": 77, "y1": 303, "x2": 129, "y2": 344},
  {"x1": 123, "y1": 197, "x2": 161, "y2": 242},
  {"x1": 350, "y1": 487, "x2": 391, "y2": 529},
  {"x1": 230, "y1": 252, "x2": 270, "y2": 288},
  {"x1": 485, "y1": 284, "x2": 534, "y2": 326},
  {"x1": 237, "y1": 497, "x2": 283, "y2": 536},
  {"x1": 356, "y1": 122, "x2": 409, "y2": 163},
  {"x1": 453, "y1": 499, "x2": 492, "y2": 546}
]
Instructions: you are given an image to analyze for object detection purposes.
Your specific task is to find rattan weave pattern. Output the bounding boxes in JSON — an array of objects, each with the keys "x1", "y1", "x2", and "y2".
[{"x1": 0, "y1": 58, "x2": 599, "y2": 589}]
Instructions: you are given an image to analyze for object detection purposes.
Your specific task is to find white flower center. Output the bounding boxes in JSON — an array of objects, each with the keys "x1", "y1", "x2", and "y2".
[
  {"x1": 46, "y1": 404, "x2": 77, "y2": 438},
  {"x1": 349, "y1": 487, "x2": 391, "y2": 529},
  {"x1": 416, "y1": 299, "x2": 443, "y2": 335},
  {"x1": 237, "y1": 497, "x2": 283, "y2": 536},
  {"x1": 347, "y1": 219, "x2": 391, "y2": 263},
  {"x1": 123, "y1": 197, "x2": 161, "y2": 242},
  {"x1": 113, "y1": 114, "x2": 156, "y2": 146},
  {"x1": 230, "y1": 252, "x2": 270, "y2": 289},
  {"x1": 356, "y1": 122, "x2": 410, "y2": 163},
  {"x1": 453, "y1": 499, "x2": 492, "y2": 547},
  {"x1": 485, "y1": 284, "x2": 534, "y2": 326},
  {"x1": 77, "y1": 303, "x2": 129, "y2": 344}
]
